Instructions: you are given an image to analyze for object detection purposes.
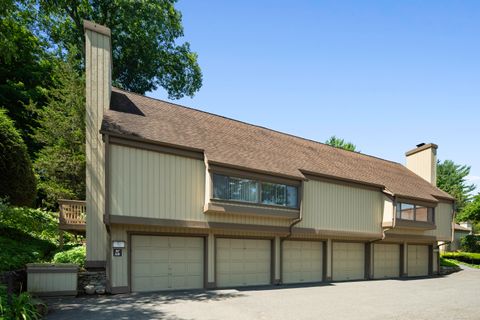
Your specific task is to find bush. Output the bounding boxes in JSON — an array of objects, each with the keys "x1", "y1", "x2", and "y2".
[
  {"x1": 442, "y1": 252, "x2": 480, "y2": 265},
  {"x1": 0, "y1": 201, "x2": 59, "y2": 244},
  {"x1": 1, "y1": 285, "x2": 43, "y2": 320},
  {"x1": 0, "y1": 226, "x2": 57, "y2": 272},
  {"x1": 53, "y1": 246, "x2": 86, "y2": 268},
  {"x1": 460, "y1": 234, "x2": 480, "y2": 253},
  {"x1": 0, "y1": 109, "x2": 36, "y2": 207}
]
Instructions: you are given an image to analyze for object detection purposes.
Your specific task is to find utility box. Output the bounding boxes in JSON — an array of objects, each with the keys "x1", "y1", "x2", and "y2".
[{"x1": 26, "y1": 263, "x2": 78, "y2": 296}]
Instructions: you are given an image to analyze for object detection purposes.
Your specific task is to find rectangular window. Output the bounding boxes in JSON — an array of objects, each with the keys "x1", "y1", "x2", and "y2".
[
  {"x1": 213, "y1": 174, "x2": 258, "y2": 203},
  {"x1": 212, "y1": 173, "x2": 298, "y2": 208},
  {"x1": 396, "y1": 202, "x2": 434, "y2": 223}
]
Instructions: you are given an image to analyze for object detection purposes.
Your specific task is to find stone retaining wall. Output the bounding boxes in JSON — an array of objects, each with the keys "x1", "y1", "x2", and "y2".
[{"x1": 78, "y1": 271, "x2": 106, "y2": 294}]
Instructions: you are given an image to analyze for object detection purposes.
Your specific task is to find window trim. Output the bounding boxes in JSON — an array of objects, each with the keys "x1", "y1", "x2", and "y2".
[{"x1": 211, "y1": 172, "x2": 300, "y2": 209}]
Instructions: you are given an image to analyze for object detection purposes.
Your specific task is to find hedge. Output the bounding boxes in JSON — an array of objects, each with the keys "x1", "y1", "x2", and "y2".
[{"x1": 441, "y1": 252, "x2": 480, "y2": 265}]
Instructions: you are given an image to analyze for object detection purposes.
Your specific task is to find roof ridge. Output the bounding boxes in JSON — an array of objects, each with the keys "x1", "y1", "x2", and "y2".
[{"x1": 113, "y1": 86, "x2": 404, "y2": 167}]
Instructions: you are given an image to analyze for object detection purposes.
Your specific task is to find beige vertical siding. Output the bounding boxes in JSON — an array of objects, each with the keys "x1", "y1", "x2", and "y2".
[
  {"x1": 383, "y1": 196, "x2": 394, "y2": 225},
  {"x1": 27, "y1": 273, "x2": 77, "y2": 294},
  {"x1": 406, "y1": 149, "x2": 436, "y2": 185},
  {"x1": 110, "y1": 145, "x2": 204, "y2": 220},
  {"x1": 430, "y1": 202, "x2": 454, "y2": 241},
  {"x1": 85, "y1": 28, "x2": 110, "y2": 262},
  {"x1": 298, "y1": 180, "x2": 383, "y2": 234},
  {"x1": 109, "y1": 144, "x2": 292, "y2": 227}
]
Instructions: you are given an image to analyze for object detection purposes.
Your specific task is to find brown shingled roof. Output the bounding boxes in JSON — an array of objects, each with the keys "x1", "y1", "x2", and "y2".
[{"x1": 102, "y1": 87, "x2": 454, "y2": 203}]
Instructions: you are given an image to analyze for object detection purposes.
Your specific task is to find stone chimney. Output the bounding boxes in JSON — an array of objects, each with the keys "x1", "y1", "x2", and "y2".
[
  {"x1": 84, "y1": 20, "x2": 111, "y2": 267},
  {"x1": 405, "y1": 143, "x2": 438, "y2": 186}
]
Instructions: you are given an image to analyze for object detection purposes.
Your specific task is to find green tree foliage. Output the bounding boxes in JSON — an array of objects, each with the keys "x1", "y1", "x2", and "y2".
[
  {"x1": 437, "y1": 160, "x2": 476, "y2": 212},
  {"x1": 460, "y1": 234, "x2": 480, "y2": 253},
  {"x1": 325, "y1": 136, "x2": 358, "y2": 152},
  {"x1": 0, "y1": 1, "x2": 55, "y2": 155},
  {"x1": 0, "y1": 110, "x2": 36, "y2": 206},
  {"x1": 457, "y1": 194, "x2": 480, "y2": 223},
  {"x1": 32, "y1": 56, "x2": 86, "y2": 208},
  {"x1": 39, "y1": 0, "x2": 203, "y2": 97}
]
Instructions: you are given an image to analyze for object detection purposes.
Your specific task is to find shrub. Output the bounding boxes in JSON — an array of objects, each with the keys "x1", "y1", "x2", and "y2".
[
  {"x1": 53, "y1": 246, "x2": 86, "y2": 268},
  {"x1": 0, "y1": 201, "x2": 59, "y2": 244},
  {"x1": 460, "y1": 234, "x2": 480, "y2": 253},
  {"x1": 0, "y1": 109, "x2": 36, "y2": 207},
  {"x1": 442, "y1": 252, "x2": 480, "y2": 265},
  {"x1": 0, "y1": 285, "x2": 43, "y2": 320},
  {"x1": 0, "y1": 226, "x2": 57, "y2": 272}
]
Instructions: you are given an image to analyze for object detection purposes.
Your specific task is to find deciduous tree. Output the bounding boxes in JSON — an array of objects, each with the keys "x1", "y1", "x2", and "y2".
[
  {"x1": 39, "y1": 0, "x2": 202, "y2": 97},
  {"x1": 325, "y1": 136, "x2": 358, "y2": 152}
]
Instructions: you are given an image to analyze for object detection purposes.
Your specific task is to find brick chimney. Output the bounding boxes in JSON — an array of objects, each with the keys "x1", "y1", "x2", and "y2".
[
  {"x1": 84, "y1": 20, "x2": 111, "y2": 267},
  {"x1": 405, "y1": 143, "x2": 438, "y2": 186}
]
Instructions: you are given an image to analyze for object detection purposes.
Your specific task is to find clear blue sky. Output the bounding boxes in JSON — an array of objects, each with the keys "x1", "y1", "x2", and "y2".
[{"x1": 149, "y1": 0, "x2": 480, "y2": 191}]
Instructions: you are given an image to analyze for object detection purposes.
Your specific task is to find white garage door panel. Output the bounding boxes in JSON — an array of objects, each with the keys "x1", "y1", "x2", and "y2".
[
  {"x1": 217, "y1": 238, "x2": 271, "y2": 287},
  {"x1": 283, "y1": 241, "x2": 323, "y2": 284},
  {"x1": 131, "y1": 235, "x2": 204, "y2": 292},
  {"x1": 332, "y1": 242, "x2": 365, "y2": 281},
  {"x1": 373, "y1": 244, "x2": 400, "y2": 279},
  {"x1": 408, "y1": 245, "x2": 429, "y2": 277}
]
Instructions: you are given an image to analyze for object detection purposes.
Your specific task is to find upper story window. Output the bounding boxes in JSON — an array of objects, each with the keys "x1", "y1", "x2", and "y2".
[
  {"x1": 212, "y1": 173, "x2": 299, "y2": 209},
  {"x1": 396, "y1": 202, "x2": 435, "y2": 223}
]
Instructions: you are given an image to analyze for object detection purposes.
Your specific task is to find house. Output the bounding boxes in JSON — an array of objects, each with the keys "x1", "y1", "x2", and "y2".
[
  {"x1": 442, "y1": 223, "x2": 472, "y2": 252},
  {"x1": 83, "y1": 21, "x2": 455, "y2": 294}
]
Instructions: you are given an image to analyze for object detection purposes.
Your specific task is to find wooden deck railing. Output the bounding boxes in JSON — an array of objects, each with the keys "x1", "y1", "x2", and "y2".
[{"x1": 58, "y1": 199, "x2": 86, "y2": 232}]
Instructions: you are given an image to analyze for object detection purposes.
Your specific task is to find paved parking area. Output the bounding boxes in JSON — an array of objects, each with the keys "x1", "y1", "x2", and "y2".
[{"x1": 45, "y1": 268, "x2": 480, "y2": 320}]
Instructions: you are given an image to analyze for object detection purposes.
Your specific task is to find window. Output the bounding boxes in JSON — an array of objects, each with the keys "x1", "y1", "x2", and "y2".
[
  {"x1": 212, "y1": 173, "x2": 298, "y2": 208},
  {"x1": 213, "y1": 174, "x2": 258, "y2": 203},
  {"x1": 396, "y1": 202, "x2": 435, "y2": 223}
]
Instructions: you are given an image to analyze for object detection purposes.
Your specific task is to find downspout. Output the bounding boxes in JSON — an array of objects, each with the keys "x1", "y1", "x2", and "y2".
[{"x1": 284, "y1": 181, "x2": 304, "y2": 240}]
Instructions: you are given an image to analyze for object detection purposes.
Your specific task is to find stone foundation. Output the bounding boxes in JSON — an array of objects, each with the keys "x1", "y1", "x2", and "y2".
[{"x1": 77, "y1": 271, "x2": 106, "y2": 294}]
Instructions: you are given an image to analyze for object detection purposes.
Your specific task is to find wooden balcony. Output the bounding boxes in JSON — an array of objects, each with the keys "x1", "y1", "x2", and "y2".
[{"x1": 58, "y1": 199, "x2": 86, "y2": 233}]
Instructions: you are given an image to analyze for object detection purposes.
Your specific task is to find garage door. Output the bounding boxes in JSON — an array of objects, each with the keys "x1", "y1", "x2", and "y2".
[
  {"x1": 283, "y1": 240, "x2": 323, "y2": 284},
  {"x1": 131, "y1": 235, "x2": 204, "y2": 292},
  {"x1": 217, "y1": 238, "x2": 271, "y2": 287},
  {"x1": 373, "y1": 244, "x2": 400, "y2": 279},
  {"x1": 408, "y1": 245, "x2": 429, "y2": 277},
  {"x1": 332, "y1": 242, "x2": 365, "y2": 281}
]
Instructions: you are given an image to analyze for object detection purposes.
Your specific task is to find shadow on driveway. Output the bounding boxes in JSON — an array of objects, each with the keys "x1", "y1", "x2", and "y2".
[{"x1": 45, "y1": 290, "x2": 245, "y2": 320}]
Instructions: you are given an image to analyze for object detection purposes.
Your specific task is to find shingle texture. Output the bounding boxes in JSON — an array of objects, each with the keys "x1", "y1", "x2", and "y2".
[{"x1": 103, "y1": 88, "x2": 453, "y2": 203}]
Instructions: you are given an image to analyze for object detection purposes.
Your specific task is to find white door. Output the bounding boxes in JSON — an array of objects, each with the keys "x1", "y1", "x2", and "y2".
[
  {"x1": 373, "y1": 244, "x2": 400, "y2": 279},
  {"x1": 217, "y1": 238, "x2": 271, "y2": 287},
  {"x1": 408, "y1": 245, "x2": 429, "y2": 277},
  {"x1": 131, "y1": 235, "x2": 204, "y2": 292},
  {"x1": 283, "y1": 240, "x2": 323, "y2": 284},
  {"x1": 332, "y1": 242, "x2": 365, "y2": 281}
]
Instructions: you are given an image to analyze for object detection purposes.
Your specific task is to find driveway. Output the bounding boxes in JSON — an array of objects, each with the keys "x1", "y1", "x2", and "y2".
[{"x1": 45, "y1": 268, "x2": 480, "y2": 320}]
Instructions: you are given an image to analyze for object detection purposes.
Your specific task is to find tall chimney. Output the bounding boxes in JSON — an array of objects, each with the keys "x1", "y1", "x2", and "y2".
[
  {"x1": 84, "y1": 21, "x2": 111, "y2": 267},
  {"x1": 405, "y1": 143, "x2": 438, "y2": 186}
]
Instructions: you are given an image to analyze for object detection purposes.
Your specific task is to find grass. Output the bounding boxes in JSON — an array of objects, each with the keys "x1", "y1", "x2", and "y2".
[
  {"x1": 440, "y1": 257, "x2": 459, "y2": 268},
  {"x1": 448, "y1": 259, "x2": 480, "y2": 269}
]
